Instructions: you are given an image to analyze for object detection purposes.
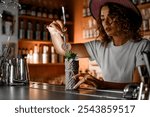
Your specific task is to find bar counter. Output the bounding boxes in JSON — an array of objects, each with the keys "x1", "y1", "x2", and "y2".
[{"x1": 0, "y1": 82, "x2": 125, "y2": 100}]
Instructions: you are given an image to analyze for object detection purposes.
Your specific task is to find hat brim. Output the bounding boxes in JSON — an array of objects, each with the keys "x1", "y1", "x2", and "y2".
[{"x1": 90, "y1": 0, "x2": 142, "y2": 21}]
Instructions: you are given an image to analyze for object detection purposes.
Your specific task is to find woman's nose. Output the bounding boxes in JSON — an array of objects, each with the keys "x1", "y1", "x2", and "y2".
[{"x1": 104, "y1": 18, "x2": 112, "y2": 26}]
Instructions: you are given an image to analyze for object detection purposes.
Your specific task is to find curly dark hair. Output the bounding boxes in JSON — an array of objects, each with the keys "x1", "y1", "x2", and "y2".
[{"x1": 96, "y1": 3, "x2": 142, "y2": 47}]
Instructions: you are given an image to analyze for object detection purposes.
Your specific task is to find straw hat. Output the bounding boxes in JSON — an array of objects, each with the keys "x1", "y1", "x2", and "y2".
[{"x1": 90, "y1": 0, "x2": 142, "y2": 28}]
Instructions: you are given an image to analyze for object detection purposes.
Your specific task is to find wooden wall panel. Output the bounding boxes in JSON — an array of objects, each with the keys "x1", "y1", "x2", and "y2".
[{"x1": 28, "y1": 64, "x2": 65, "y2": 84}]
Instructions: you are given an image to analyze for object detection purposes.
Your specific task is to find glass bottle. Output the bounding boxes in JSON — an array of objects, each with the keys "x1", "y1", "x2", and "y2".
[
  {"x1": 42, "y1": 24, "x2": 48, "y2": 41},
  {"x1": 26, "y1": 21, "x2": 33, "y2": 39},
  {"x1": 19, "y1": 20, "x2": 25, "y2": 39},
  {"x1": 35, "y1": 23, "x2": 41, "y2": 40}
]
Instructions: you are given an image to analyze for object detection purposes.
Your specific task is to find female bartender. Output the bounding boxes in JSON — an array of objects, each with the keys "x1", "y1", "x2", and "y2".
[{"x1": 47, "y1": 0, "x2": 150, "y2": 89}]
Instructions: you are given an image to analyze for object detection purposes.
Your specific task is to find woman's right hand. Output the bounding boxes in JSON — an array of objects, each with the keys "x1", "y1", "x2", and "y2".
[
  {"x1": 46, "y1": 20, "x2": 67, "y2": 37},
  {"x1": 46, "y1": 20, "x2": 67, "y2": 55}
]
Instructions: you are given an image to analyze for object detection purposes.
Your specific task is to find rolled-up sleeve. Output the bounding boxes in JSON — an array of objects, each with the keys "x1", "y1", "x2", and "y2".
[{"x1": 84, "y1": 40, "x2": 98, "y2": 61}]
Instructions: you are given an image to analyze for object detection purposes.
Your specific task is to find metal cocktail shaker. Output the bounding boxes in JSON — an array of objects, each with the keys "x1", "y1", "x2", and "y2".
[
  {"x1": 16, "y1": 56, "x2": 30, "y2": 84},
  {"x1": 4, "y1": 56, "x2": 30, "y2": 85}
]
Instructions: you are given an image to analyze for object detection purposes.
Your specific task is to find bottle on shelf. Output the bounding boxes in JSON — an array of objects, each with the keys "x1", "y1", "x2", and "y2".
[
  {"x1": 82, "y1": 0, "x2": 91, "y2": 17},
  {"x1": 33, "y1": 44, "x2": 39, "y2": 64},
  {"x1": 31, "y1": 6, "x2": 36, "y2": 17},
  {"x1": 19, "y1": 20, "x2": 25, "y2": 39},
  {"x1": 42, "y1": 7, "x2": 48, "y2": 18},
  {"x1": 26, "y1": 21, "x2": 33, "y2": 39},
  {"x1": 35, "y1": 23, "x2": 41, "y2": 40},
  {"x1": 42, "y1": 45, "x2": 49, "y2": 64},
  {"x1": 51, "y1": 46, "x2": 57, "y2": 63},
  {"x1": 48, "y1": 9, "x2": 54, "y2": 19},
  {"x1": 82, "y1": 0, "x2": 87, "y2": 17},
  {"x1": 86, "y1": 7, "x2": 91, "y2": 16},
  {"x1": 27, "y1": 48, "x2": 33, "y2": 63},
  {"x1": 42, "y1": 24, "x2": 49, "y2": 41},
  {"x1": 36, "y1": 7, "x2": 42, "y2": 17}
]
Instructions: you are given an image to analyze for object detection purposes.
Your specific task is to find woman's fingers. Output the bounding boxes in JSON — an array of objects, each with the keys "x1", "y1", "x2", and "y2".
[
  {"x1": 56, "y1": 20, "x2": 67, "y2": 31},
  {"x1": 46, "y1": 21, "x2": 63, "y2": 36},
  {"x1": 48, "y1": 20, "x2": 62, "y2": 31},
  {"x1": 48, "y1": 20, "x2": 67, "y2": 32},
  {"x1": 55, "y1": 20, "x2": 67, "y2": 33},
  {"x1": 56, "y1": 20, "x2": 63, "y2": 29},
  {"x1": 49, "y1": 21, "x2": 61, "y2": 31},
  {"x1": 46, "y1": 20, "x2": 68, "y2": 37}
]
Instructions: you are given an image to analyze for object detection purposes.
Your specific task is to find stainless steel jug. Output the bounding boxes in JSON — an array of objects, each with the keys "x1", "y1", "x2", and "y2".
[
  {"x1": 16, "y1": 56, "x2": 30, "y2": 84},
  {"x1": 5, "y1": 56, "x2": 30, "y2": 85}
]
